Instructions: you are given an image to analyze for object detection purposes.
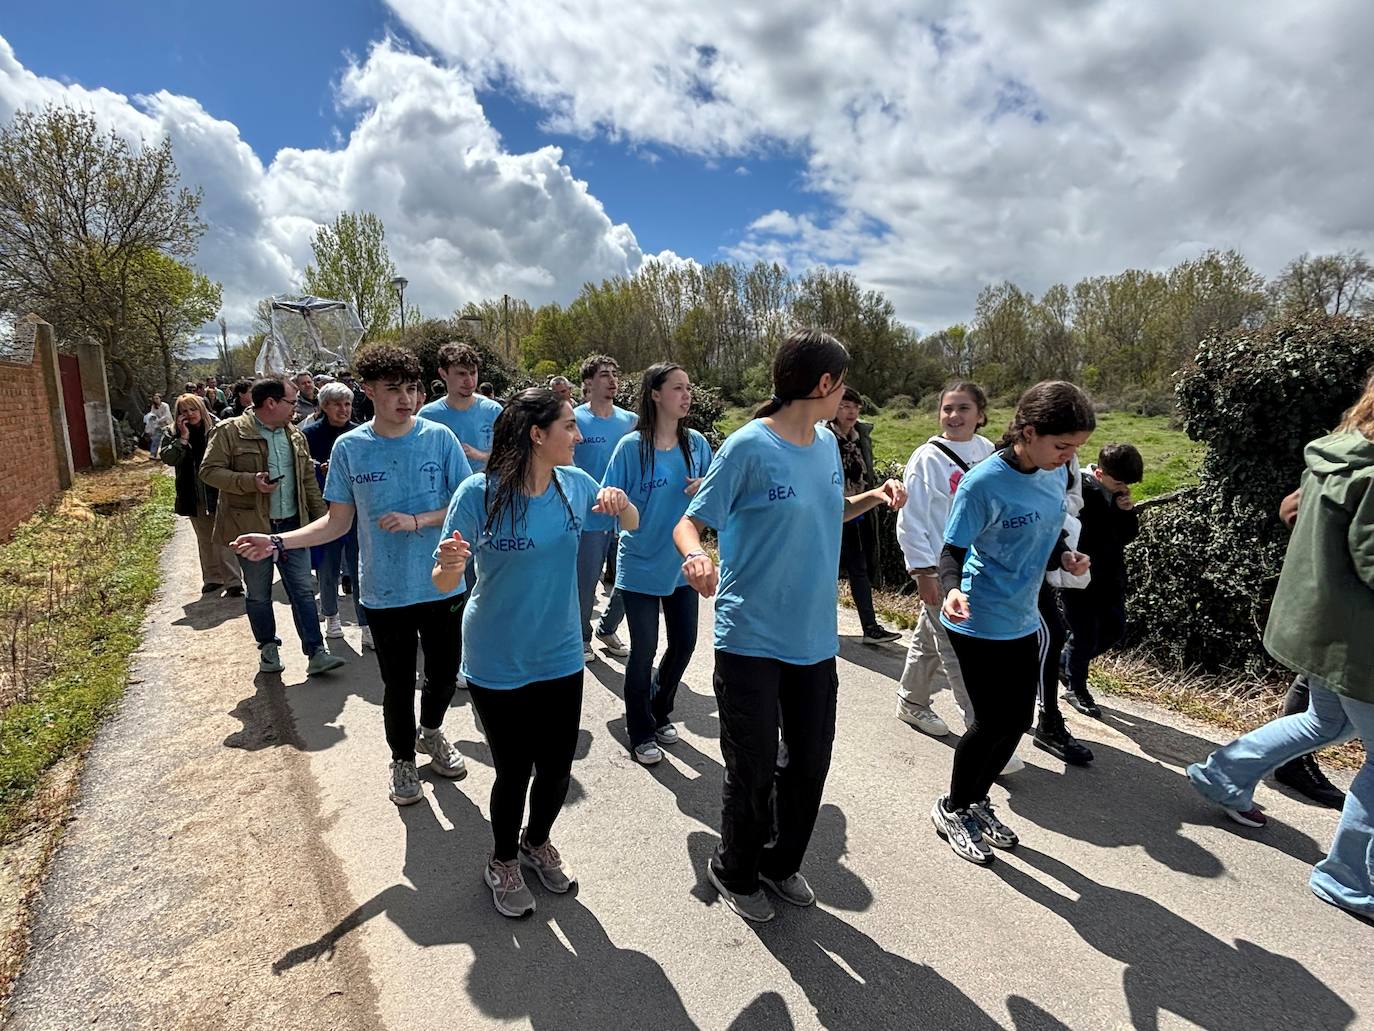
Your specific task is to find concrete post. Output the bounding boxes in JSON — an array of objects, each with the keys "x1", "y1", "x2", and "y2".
[
  {"x1": 31, "y1": 318, "x2": 74, "y2": 489},
  {"x1": 77, "y1": 337, "x2": 116, "y2": 469}
]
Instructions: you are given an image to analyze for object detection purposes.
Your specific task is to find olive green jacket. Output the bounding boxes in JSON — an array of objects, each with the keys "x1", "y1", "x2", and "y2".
[
  {"x1": 199, "y1": 411, "x2": 325, "y2": 546},
  {"x1": 1263, "y1": 431, "x2": 1374, "y2": 702}
]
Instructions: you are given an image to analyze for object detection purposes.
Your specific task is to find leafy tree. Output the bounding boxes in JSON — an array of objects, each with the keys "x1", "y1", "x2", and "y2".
[
  {"x1": 1267, "y1": 250, "x2": 1374, "y2": 318},
  {"x1": 129, "y1": 250, "x2": 222, "y2": 395},
  {"x1": 302, "y1": 211, "x2": 402, "y2": 340}
]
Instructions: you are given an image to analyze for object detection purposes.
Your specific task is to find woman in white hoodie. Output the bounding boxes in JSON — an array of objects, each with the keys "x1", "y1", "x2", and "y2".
[{"x1": 894, "y1": 385, "x2": 1002, "y2": 741}]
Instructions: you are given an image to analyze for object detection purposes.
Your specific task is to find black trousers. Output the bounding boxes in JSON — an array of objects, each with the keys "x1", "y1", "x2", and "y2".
[
  {"x1": 712, "y1": 650, "x2": 838, "y2": 894},
  {"x1": 839, "y1": 518, "x2": 880, "y2": 631},
  {"x1": 468, "y1": 672, "x2": 583, "y2": 862},
  {"x1": 364, "y1": 596, "x2": 464, "y2": 762},
  {"x1": 1035, "y1": 585, "x2": 1068, "y2": 726},
  {"x1": 621, "y1": 586, "x2": 699, "y2": 747},
  {"x1": 1061, "y1": 587, "x2": 1126, "y2": 695},
  {"x1": 947, "y1": 630, "x2": 1040, "y2": 809},
  {"x1": 1283, "y1": 675, "x2": 1310, "y2": 716}
]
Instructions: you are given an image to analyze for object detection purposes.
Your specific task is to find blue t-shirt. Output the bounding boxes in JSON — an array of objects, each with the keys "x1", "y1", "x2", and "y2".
[
  {"x1": 573, "y1": 404, "x2": 638, "y2": 531},
  {"x1": 602, "y1": 429, "x2": 714, "y2": 596},
  {"x1": 439, "y1": 466, "x2": 599, "y2": 689},
  {"x1": 323, "y1": 419, "x2": 473, "y2": 610},
  {"x1": 686, "y1": 420, "x2": 844, "y2": 665},
  {"x1": 418, "y1": 395, "x2": 503, "y2": 472},
  {"x1": 940, "y1": 453, "x2": 1068, "y2": 640}
]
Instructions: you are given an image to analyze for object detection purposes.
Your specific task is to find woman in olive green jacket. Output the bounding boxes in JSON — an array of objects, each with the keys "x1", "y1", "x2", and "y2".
[{"x1": 1188, "y1": 372, "x2": 1374, "y2": 919}]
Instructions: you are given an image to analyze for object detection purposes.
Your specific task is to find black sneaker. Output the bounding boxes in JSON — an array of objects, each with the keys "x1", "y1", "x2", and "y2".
[
  {"x1": 1273, "y1": 753, "x2": 1346, "y2": 810},
  {"x1": 861, "y1": 625, "x2": 901, "y2": 646},
  {"x1": 223, "y1": 584, "x2": 244, "y2": 598},
  {"x1": 1064, "y1": 686, "x2": 1102, "y2": 719},
  {"x1": 1034, "y1": 722, "x2": 1094, "y2": 765},
  {"x1": 201, "y1": 582, "x2": 223, "y2": 594}
]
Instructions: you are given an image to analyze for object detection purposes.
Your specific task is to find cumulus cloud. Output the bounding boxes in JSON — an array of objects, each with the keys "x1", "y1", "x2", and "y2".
[
  {"x1": 0, "y1": 36, "x2": 642, "y2": 341},
  {"x1": 387, "y1": 0, "x2": 1374, "y2": 329}
]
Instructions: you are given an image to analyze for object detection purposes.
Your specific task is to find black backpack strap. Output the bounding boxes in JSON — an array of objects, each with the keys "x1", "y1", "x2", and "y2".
[{"x1": 927, "y1": 439, "x2": 970, "y2": 473}]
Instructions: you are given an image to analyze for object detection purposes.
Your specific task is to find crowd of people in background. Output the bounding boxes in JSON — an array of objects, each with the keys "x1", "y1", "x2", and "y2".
[{"x1": 142, "y1": 329, "x2": 1372, "y2": 928}]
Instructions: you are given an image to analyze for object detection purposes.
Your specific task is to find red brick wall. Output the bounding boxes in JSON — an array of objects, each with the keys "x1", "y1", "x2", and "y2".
[{"x1": 0, "y1": 351, "x2": 62, "y2": 539}]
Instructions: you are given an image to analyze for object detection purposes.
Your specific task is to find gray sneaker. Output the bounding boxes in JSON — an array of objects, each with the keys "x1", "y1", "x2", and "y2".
[
  {"x1": 759, "y1": 871, "x2": 816, "y2": 907},
  {"x1": 306, "y1": 647, "x2": 346, "y2": 676},
  {"x1": 519, "y1": 833, "x2": 576, "y2": 893},
  {"x1": 595, "y1": 630, "x2": 629, "y2": 657},
  {"x1": 969, "y1": 797, "x2": 1019, "y2": 848},
  {"x1": 388, "y1": 760, "x2": 423, "y2": 806},
  {"x1": 633, "y1": 741, "x2": 663, "y2": 765},
  {"x1": 485, "y1": 857, "x2": 536, "y2": 918},
  {"x1": 258, "y1": 642, "x2": 284, "y2": 674},
  {"x1": 415, "y1": 728, "x2": 467, "y2": 779},
  {"x1": 654, "y1": 723, "x2": 680, "y2": 746},
  {"x1": 931, "y1": 796, "x2": 993, "y2": 865},
  {"x1": 705, "y1": 863, "x2": 774, "y2": 923},
  {"x1": 896, "y1": 703, "x2": 949, "y2": 737}
]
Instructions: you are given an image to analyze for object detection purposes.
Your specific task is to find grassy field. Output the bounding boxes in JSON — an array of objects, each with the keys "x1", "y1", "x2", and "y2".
[{"x1": 720, "y1": 406, "x2": 1204, "y2": 500}]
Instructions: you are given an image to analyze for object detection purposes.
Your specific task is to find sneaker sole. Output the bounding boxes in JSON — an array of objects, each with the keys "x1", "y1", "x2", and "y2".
[
  {"x1": 1033, "y1": 736, "x2": 1093, "y2": 766},
  {"x1": 758, "y1": 874, "x2": 816, "y2": 908},
  {"x1": 1224, "y1": 808, "x2": 1267, "y2": 828},
  {"x1": 484, "y1": 871, "x2": 536, "y2": 917},
  {"x1": 422, "y1": 761, "x2": 468, "y2": 780},
  {"x1": 930, "y1": 806, "x2": 993, "y2": 865},
  {"x1": 634, "y1": 750, "x2": 664, "y2": 765},
  {"x1": 705, "y1": 864, "x2": 774, "y2": 922},
  {"x1": 390, "y1": 790, "x2": 425, "y2": 806},
  {"x1": 654, "y1": 734, "x2": 679, "y2": 746},
  {"x1": 896, "y1": 709, "x2": 949, "y2": 737},
  {"x1": 259, "y1": 664, "x2": 285, "y2": 674},
  {"x1": 861, "y1": 636, "x2": 901, "y2": 646},
  {"x1": 519, "y1": 852, "x2": 576, "y2": 894}
]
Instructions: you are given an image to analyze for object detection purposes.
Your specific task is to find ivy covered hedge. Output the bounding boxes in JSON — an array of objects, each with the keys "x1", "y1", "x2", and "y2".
[{"x1": 1126, "y1": 313, "x2": 1374, "y2": 673}]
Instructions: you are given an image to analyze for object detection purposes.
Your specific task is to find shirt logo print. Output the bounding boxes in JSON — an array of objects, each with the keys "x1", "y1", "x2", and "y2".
[{"x1": 419, "y1": 461, "x2": 442, "y2": 492}]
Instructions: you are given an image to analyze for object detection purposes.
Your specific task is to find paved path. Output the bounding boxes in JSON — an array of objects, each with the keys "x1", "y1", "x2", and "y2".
[{"x1": 8, "y1": 518, "x2": 1372, "y2": 1029}]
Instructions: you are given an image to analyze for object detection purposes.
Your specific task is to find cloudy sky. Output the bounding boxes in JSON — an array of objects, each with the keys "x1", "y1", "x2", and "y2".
[{"x1": 1, "y1": 0, "x2": 1370, "y2": 348}]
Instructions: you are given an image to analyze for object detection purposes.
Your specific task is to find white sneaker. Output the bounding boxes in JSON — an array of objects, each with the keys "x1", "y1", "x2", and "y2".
[
  {"x1": 896, "y1": 703, "x2": 949, "y2": 737},
  {"x1": 325, "y1": 614, "x2": 344, "y2": 638},
  {"x1": 595, "y1": 630, "x2": 629, "y2": 657},
  {"x1": 634, "y1": 741, "x2": 663, "y2": 765},
  {"x1": 360, "y1": 626, "x2": 375, "y2": 650}
]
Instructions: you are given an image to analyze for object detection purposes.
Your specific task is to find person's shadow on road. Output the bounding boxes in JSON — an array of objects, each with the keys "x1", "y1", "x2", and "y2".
[
  {"x1": 273, "y1": 778, "x2": 696, "y2": 1029},
  {"x1": 993, "y1": 847, "x2": 1358, "y2": 1031},
  {"x1": 586, "y1": 660, "x2": 721, "y2": 740}
]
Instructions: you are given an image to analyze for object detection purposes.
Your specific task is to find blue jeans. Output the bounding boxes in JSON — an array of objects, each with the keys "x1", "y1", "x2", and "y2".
[
  {"x1": 621, "y1": 586, "x2": 699, "y2": 747},
  {"x1": 148, "y1": 428, "x2": 164, "y2": 458},
  {"x1": 317, "y1": 529, "x2": 367, "y2": 627},
  {"x1": 241, "y1": 517, "x2": 324, "y2": 656},
  {"x1": 1189, "y1": 679, "x2": 1373, "y2": 916},
  {"x1": 576, "y1": 530, "x2": 625, "y2": 642}
]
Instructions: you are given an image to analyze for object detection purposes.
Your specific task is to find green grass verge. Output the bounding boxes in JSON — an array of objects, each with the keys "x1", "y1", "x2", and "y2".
[
  {"x1": 720, "y1": 407, "x2": 1204, "y2": 500},
  {"x1": 0, "y1": 476, "x2": 176, "y2": 840}
]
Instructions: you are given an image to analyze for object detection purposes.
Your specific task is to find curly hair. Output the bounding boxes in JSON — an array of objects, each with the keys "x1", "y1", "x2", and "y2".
[
  {"x1": 354, "y1": 342, "x2": 422, "y2": 384},
  {"x1": 438, "y1": 341, "x2": 482, "y2": 371}
]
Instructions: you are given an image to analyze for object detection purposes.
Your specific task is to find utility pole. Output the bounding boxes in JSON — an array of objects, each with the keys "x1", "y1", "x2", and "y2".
[{"x1": 218, "y1": 316, "x2": 229, "y2": 378}]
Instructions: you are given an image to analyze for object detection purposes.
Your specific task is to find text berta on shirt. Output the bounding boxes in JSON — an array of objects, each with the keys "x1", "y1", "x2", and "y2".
[{"x1": 1001, "y1": 510, "x2": 1043, "y2": 529}]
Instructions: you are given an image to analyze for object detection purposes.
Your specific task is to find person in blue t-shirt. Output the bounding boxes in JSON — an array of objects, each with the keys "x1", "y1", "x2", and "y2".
[
  {"x1": 674, "y1": 329, "x2": 907, "y2": 924},
  {"x1": 573, "y1": 355, "x2": 638, "y2": 660},
  {"x1": 418, "y1": 341, "x2": 504, "y2": 473},
  {"x1": 434, "y1": 388, "x2": 638, "y2": 920},
  {"x1": 233, "y1": 344, "x2": 474, "y2": 809},
  {"x1": 929, "y1": 380, "x2": 1095, "y2": 867},
  {"x1": 601, "y1": 363, "x2": 714, "y2": 766}
]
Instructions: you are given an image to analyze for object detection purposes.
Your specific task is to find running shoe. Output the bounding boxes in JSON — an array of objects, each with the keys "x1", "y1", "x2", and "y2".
[
  {"x1": 862, "y1": 625, "x2": 902, "y2": 645},
  {"x1": 415, "y1": 728, "x2": 468, "y2": 779},
  {"x1": 388, "y1": 760, "x2": 423, "y2": 806},
  {"x1": 1064, "y1": 686, "x2": 1102, "y2": 719},
  {"x1": 759, "y1": 871, "x2": 816, "y2": 907},
  {"x1": 896, "y1": 703, "x2": 949, "y2": 737},
  {"x1": 519, "y1": 833, "x2": 577, "y2": 893},
  {"x1": 1033, "y1": 722, "x2": 1093, "y2": 765},
  {"x1": 223, "y1": 584, "x2": 244, "y2": 598},
  {"x1": 306, "y1": 647, "x2": 346, "y2": 676},
  {"x1": 583, "y1": 642, "x2": 595, "y2": 662},
  {"x1": 969, "y1": 797, "x2": 1019, "y2": 848},
  {"x1": 1224, "y1": 805, "x2": 1268, "y2": 828},
  {"x1": 360, "y1": 626, "x2": 374, "y2": 651},
  {"x1": 634, "y1": 741, "x2": 663, "y2": 765},
  {"x1": 485, "y1": 857, "x2": 536, "y2": 917},
  {"x1": 595, "y1": 630, "x2": 629, "y2": 657},
  {"x1": 655, "y1": 723, "x2": 680, "y2": 746},
  {"x1": 706, "y1": 863, "x2": 775, "y2": 922},
  {"x1": 930, "y1": 796, "x2": 993, "y2": 865},
  {"x1": 201, "y1": 582, "x2": 223, "y2": 594},
  {"x1": 325, "y1": 614, "x2": 344, "y2": 639},
  {"x1": 258, "y1": 642, "x2": 284, "y2": 674}
]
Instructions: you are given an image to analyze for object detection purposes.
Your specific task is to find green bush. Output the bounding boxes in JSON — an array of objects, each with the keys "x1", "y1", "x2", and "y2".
[
  {"x1": 1127, "y1": 313, "x2": 1374, "y2": 673},
  {"x1": 401, "y1": 318, "x2": 517, "y2": 397},
  {"x1": 885, "y1": 394, "x2": 915, "y2": 411}
]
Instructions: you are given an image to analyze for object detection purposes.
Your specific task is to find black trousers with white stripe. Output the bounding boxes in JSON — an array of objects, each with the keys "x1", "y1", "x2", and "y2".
[{"x1": 1036, "y1": 585, "x2": 1068, "y2": 728}]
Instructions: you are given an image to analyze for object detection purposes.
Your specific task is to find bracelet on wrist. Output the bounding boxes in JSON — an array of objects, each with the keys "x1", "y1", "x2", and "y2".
[
  {"x1": 685, "y1": 550, "x2": 707, "y2": 561},
  {"x1": 269, "y1": 534, "x2": 286, "y2": 557}
]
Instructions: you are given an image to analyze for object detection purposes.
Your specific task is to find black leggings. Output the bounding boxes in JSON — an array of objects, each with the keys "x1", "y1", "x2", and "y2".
[
  {"x1": 468, "y1": 673, "x2": 583, "y2": 862},
  {"x1": 364, "y1": 596, "x2": 464, "y2": 762},
  {"x1": 839, "y1": 518, "x2": 880, "y2": 632},
  {"x1": 1035, "y1": 585, "x2": 1068, "y2": 726},
  {"x1": 946, "y1": 630, "x2": 1040, "y2": 809},
  {"x1": 621, "y1": 585, "x2": 699, "y2": 747}
]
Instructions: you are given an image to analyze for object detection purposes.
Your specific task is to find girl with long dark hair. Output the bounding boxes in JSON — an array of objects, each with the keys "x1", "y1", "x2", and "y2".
[
  {"x1": 601, "y1": 363, "x2": 713, "y2": 765},
  {"x1": 673, "y1": 329, "x2": 907, "y2": 923},
  {"x1": 931, "y1": 381, "x2": 1095, "y2": 865},
  {"x1": 434, "y1": 388, "x2": 639, "y2": 918}
]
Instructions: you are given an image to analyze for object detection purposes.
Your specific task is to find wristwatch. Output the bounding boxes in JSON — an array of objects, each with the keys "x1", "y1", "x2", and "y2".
[{"x1": 270, "y1": 534, "x2": 286, "y2": 558}]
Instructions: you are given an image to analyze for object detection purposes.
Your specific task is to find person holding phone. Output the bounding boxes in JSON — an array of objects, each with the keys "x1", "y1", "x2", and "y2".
[
  {"x1": 161, "y1": 393, "x2": 241, "y2": 596},
  {"x1": 930, "y1": 381, "x2": 1096, "y2": 865}
]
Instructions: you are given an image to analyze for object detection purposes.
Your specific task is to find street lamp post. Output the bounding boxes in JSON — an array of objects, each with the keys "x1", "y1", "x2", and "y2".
[{"x1": 391, "y1": 276, "x2": 409, "y2": 334}]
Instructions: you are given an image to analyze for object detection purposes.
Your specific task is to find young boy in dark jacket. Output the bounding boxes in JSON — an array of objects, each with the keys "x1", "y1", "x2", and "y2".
[{"x1": 1060, "y1": 443, "x2": 1143, "y2": 717}]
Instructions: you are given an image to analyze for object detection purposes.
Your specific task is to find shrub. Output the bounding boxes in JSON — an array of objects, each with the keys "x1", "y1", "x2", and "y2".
[
  {"x1": 885, "y1": 394, "x2": 915, "y2": 412},
  {"x1": 1126, "y1": 313, "x2": 1374, "y2": 673},
  {"x1": 401, "y1": 318, "x2": 516, "y2": 397}
]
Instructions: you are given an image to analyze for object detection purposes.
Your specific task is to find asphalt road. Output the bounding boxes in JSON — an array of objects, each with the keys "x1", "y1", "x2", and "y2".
[{"x1": 7, "y1": 518, "x2": 1371, "y2": 1029}]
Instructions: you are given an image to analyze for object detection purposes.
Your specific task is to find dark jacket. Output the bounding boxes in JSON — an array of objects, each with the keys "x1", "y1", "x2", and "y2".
[
  {"x1": 160, "y1": 420, "x2": 220, "y2": 518},
  {"x1": 1076, "y1": 469, "x2": 1140, "y2": 595},
  {"x1": 300, "y1": 415, "x2": 360, "y2": 489}
]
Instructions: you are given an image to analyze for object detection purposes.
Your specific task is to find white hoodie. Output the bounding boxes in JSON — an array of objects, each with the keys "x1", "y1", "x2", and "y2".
[{"x1": 895, "y1": 434, "x2": 996, "y2": 571}]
